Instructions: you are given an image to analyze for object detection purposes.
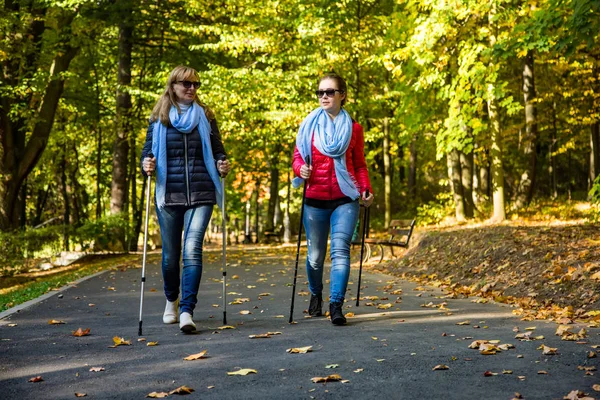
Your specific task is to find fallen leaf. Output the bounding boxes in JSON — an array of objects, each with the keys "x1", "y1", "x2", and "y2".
[
  {"x1": 227, "y1": 369, "x2": 257, "y2": 376},
  {"x1": 456, "y1": 321, "x2": 470, "y2": 326},
  {"x1": 217, "y1": 326, "x2": 236, "y2": 330},
  {"x1": 146, "y1": 392, "x2": 168, "y2": 398},
  {"x1": 48, "y1": 319, "x2": 65, "y2": 325},
  {"x1": 483, "y1": 371, "x2": 498, "y2": 376},
  {"x1": 432, "y1": 364, "x2": 449, "y2": 370},
  {"x1": 325, "y1": 364, "x2": 339, "y2": 369},
  {"x1": 109, "y1": 336, "x2": 131, "y2": 347},
  {"x1": 540, "y1": 345, "x2": 558, "y2": 355},
  {"x1": 593, "y1": 384, "x2": 600, "y2": 392},
  {"x1": 89, "y1": 367, "x2": 104, "y2": 372},
  {"x1": 345, "y1": 312, "x2": 355, "y2": 318},
  {"x1": 589, "y1": 351, "x2": 597, "y2": 358},
  {"x1": 287, "y1": 346, "x2": 313, "y2": 354},
  {"x1": 75, "y1": 393, "x2": 87, "y2": 397},
  {"x1": 311, "y1": 374, "x2": 342, "y2": 383},
  {"x1": 72, "y1": 328, "x2": 91, "y2": 337},
  {"x1": 147, "y1": 341, "x2": 159, "y2": 346},
  {"x1": 7, "y1": 323, "x2": 17, "y2": 327},
  {"x1": 376, "y1": 303, "x2": 393, "y2": 310},
  {"x1": 183, "y1": 350, "x2": 208, "y2": 361},
  {"x1": 538, "y1": 370, "x2": 548, "y2": 375},
  {"x1": 138, "y1": 338, "x2": 147, "y2": 342},
  {"x1": 28, "y1": 376, "x2": 43, "y2": 382},
  {"x1": 258, "y1": 293, "x2": 271, "y2": 296},
  {"x1": 503, "y1": 370, "x2": 513, "y2": 374},
  {"x1": 354, "y1": 368, "x2": 364, "y2": 373},
  {"x1": 239, "y1": 310, "x2": 252, "y2": 315},
  {"x1": 169, "y1": 385, "x2": 194, "y2": 395}
]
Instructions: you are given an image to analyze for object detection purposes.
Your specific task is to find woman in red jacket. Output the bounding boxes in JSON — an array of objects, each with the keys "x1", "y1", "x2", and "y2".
[{"x1": 292, "y1": 73, "x2": 374, "y2": 325}]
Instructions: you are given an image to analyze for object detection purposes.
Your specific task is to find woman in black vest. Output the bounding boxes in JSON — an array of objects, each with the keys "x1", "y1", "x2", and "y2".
[{"x1": 141, "y1": 65, "x2": 230, "y2": 333}]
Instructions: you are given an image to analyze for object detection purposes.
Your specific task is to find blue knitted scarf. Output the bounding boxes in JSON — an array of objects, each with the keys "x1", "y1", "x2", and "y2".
[
  {"x1": 152, "y1": 103, "x2": 223, "y2": 209},
  {"x1": 293, "y1": 107, "x2": 359, "y2": 200}
]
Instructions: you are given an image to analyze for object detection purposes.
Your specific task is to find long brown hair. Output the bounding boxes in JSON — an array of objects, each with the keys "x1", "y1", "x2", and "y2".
[{"x1": 150, "y1": 65, "x2": 215, "y2": 124}]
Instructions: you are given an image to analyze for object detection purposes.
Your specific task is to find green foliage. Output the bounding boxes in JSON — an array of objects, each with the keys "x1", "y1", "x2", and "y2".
[{"x1": 416, "y1": 192, "x2": 454, "y2": 226}]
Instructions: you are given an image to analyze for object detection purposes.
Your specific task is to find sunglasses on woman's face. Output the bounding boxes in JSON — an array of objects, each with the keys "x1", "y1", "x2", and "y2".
[
  {"x1": 177, "y1": 80, "x2": 200, "y2": 89},
  {"x1": 315, "y1": 89, "x2": 343, "y2": 98}
]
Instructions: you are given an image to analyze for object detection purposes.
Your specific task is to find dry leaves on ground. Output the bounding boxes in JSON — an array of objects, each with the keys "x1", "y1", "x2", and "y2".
[
  {"x1": 72, "y1": 328, "x2": 91, "y2": 337},
  {"x1": 286, "y1": 346, "x2": 313, "y2": 354},
  {"x1": 146, "y1": 392, "x2": 169, "y2": 398},
  {"x1": 169, "y1": 386, "x2": 194, "y2": 395},
  {"x1": 227, "y1": 369, "x2": 257, "y2": 376},
  {"x1": 109, "y1": 337, "x2": 131, "y2": 348},
  {"x1": 432, "y1": 365, "x2": 449, "y2": 370},
  {"x1": 183, "y1": 350, "x2": 208, "y2": 361},
  {"x1": 311, "y1": 374, "x2": 342, "y2": 383},
  {"x1": 249, "y1": 332, "x2": 281, "y2": 339},
  {"x1": 89, "y1": 367, "x2": 104, "y2": 372},
  {"x1": 48, "y1": 319, "x2": 65, "y2": 325},
  {"x1": 28, "y1": 376, "x2": 43, "y2": 382}
]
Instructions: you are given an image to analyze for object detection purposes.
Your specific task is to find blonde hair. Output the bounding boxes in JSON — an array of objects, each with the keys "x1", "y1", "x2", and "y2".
[{"x1": 150, "y1": 65, "x2": 215, "y2": 124}]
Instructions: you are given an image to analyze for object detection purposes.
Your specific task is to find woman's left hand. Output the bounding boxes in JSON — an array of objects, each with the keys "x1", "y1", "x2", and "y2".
[
  {"x1": 361, "y1": 191, "x2": 374, "y2": 208},
  {"x1": 217, "y1": 159, "x2": 231, "y2": 177}
]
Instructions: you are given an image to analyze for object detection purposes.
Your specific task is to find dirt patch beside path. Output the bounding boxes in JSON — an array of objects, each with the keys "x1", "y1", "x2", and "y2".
[{"x1": 368, "y1": 220, "x2": 600, "y2": 322}]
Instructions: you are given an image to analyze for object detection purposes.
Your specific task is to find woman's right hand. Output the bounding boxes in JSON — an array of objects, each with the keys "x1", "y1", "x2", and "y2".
[
  {"x1": 300, "y1": 163, "x2": 312, "y2": 180},
  {"x1": 143, "y1": 156, "x2": 156, "y2": 175}
]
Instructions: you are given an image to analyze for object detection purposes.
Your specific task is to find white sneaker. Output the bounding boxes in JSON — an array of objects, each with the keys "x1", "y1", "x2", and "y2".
[
  {"x1": 179, "y1": 312, "x2": 196, "y2": 333},
  {"x1": 163, "y1": 299, "x2": 179, "y2": 324}
]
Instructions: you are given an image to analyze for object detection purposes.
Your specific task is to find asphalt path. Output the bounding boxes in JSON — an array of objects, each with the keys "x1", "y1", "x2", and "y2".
[{"x1": 0, "y1": 246, "x2": 598, "y2": 399}]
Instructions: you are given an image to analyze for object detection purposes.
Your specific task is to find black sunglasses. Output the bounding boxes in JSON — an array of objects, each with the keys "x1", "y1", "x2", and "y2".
[
  {"x1": 315, "y1": 89, "x2": 343, "y2": 98},
  {"x1": 176, "y1": 80, "x2": 200, "y2": 89}
]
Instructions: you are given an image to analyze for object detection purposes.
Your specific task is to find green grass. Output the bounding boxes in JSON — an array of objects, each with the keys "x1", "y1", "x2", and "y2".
[{"x1": 0, "y1": 254, "x2": 145, "y2": 313}]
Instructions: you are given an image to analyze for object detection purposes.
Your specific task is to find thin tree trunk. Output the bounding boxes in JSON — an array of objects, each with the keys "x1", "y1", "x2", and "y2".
[
  {"x1": 459, "y1": 150, "x2": 474, "y2": 218},
  {"x1": 266, "y1": 160, "x2": 280, "y2": 232},
  {"x1": 487, "y1": 3, "x2": 506, "y2": 222},
  {"x1": 110, "y1": 1, "x2": 133, "y2": 215},
  {"x1": 590, "y1": 122, "x2": 600, "y2": 188},
  {"x1": 254, "y1": 180, "x2": 260, "y2": 244},
  {"x1": 383, "y1": 117, "x2": 391, "y2": 228},
  {"x1": 60, "y1": 151, "x2": 70, "y2": 251},
  {"x1": 550, "y1": 101, "x2": 558, "y2": 198},
  {"x1": 447, "y1": 149, "x2": 466, "y2": 221},
  {"x1": 408, "y1": 136, "x2": 417, "y2": 199},
  {"x1": 244, "y1": 200, "x2": 252, "y2": 244},
  {"x1": 515, "y1": 50, "x2": 538, "y2": 208}
]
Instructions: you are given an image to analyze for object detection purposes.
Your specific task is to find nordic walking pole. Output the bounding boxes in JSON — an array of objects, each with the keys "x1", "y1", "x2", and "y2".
[
  {"x1": 220, "y1": 158, "x2": 227, "y2": 325},
  {"x1": 138, "y1": 153, "x2": 154, "y2": 336},
  {"x1": 289, "y1": 155, "x2": 310, "y2": 324},
  {"x1": 356, "y1": 189, "x2": 370, "y2": 307}
]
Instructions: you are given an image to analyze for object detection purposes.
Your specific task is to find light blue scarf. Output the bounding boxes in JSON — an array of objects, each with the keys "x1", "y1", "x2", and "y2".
[
  {"x1": 152, "y1": 102, "x2": 223, "y2": 209},
  {"x1": 293, "y1": 107, "x2": 360, "y2": 200}
]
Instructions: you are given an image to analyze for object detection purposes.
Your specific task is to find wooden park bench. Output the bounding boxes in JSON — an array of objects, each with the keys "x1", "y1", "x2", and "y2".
[{"x1": 353, "y1": 216, "x2": 416, "y2": 263}]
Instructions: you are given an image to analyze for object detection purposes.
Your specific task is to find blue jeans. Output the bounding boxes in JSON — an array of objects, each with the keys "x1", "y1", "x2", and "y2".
[
  {"x1": 156, "y1": 204, "x2": 213, "y2": 316},
  {"x1": 303, "y1": 201, "x2": 360, "y2": 303}
]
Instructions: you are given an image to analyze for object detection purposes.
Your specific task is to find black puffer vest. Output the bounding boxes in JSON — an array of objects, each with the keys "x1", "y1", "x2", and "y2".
[{"x1": 141, "y1": 118, "x2": 226, "y2": 207}]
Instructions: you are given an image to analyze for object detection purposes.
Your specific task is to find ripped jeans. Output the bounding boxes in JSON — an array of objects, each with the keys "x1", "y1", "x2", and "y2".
[
  {"x1": 156, "y1": 204, "x2": 213, "y2": 316},
  {"x1": 302, "y1": 201, "x2": 360, "y2": 303}
]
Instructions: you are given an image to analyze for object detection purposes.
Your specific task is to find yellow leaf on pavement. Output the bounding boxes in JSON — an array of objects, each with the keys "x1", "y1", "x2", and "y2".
[
  {"x1": 169, "y1": 385, "x2": 194, "y2": 395},
  {"x1": 72, "y1": 328, "x2": 91, "y2": 337},
  {"x1": 286, "y1": 346, "x2": 313, "y2": 354},
  {"x1": 432, "y1": 365, "x2": 449, "y2": 370},
  {"x1": 311, "y1": 374, "x2": 342, "y2": 383},
  {"x1": 183, "y1": 350, "x2": 208, "y2": 361},
  {"x1": 146, "y1": 392, "x2": 168, "y2": 398},
  {"x1": 48, "y1": 320, "x2": 65, "y2": 325},
  {"x1": 109, "y1": 337, "x2": 131, "y2": 347},
  {"x1": 227, "y1": 369, "x2": 257, "y2": 376},
  {"x1": 147, "y1": 341, "x2": 159, "y2": 346}
]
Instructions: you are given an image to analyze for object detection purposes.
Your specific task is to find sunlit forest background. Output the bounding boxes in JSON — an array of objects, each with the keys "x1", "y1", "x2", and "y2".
[{"x1": 1, "y1": 0, "x2": 599, "y2": 274}]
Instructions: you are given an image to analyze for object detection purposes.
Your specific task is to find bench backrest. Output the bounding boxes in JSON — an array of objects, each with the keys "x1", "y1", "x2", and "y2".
[{"x1": 389, "y1": 219, "x2": 416, "y2": 243}]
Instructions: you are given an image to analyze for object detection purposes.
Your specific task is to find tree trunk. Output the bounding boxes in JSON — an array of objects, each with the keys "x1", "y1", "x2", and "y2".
[
  {"x1": 590, "y1": 122, "x2": 600, "y2": 187},
  {"x1": 383, "y1": 117, "x2": 391, "y2": 228},
  {"x1": 244, "y1": 200, "x2": 252, "y2": 244},
  {"x1": 447, "y1": 149, "x2": 466, "y2": 221},
  {"x1": 254, "y1": 181, "x2": 260, "y2": 244},
  {"x1": 110, "y1": 2, "x2": 133, "y2": 215},
  {"x1": 459, "y1": 150, "x2": 474, "y2": 218},
  {"x1": 60, "y1": 151, "x2": 70, "y2": 251},
  {"x1": 129, "y1": 134, "x2": 143, "y2": 252},
  {"x1": 0, "y1": 43, "x2": 78, "y2": 230},
  {"x1": 515, "y1": 50, "x2": 538, "y2": 208},
  {"x1": 283, "y1": 171, "x2": 291, "y2": 243},
  {"x1": 487, "y1": 5, "x2": 506, "y2": 222},
  {"x1": 550, "y1": 101, "x2": 558, "y2": 198},
  {"x1": 408, "y1": 135, "x2": 417, "y2": 199},
  {"x1": 266, "y1": 161, "x2": 280, "y2": 232}
]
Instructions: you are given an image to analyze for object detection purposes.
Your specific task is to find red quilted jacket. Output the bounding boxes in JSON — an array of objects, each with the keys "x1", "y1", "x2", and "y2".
[{"x1": 292, "y1": 121, "x2": 372, "y2": 201}]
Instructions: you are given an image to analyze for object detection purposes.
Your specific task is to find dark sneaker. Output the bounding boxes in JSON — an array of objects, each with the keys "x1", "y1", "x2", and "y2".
[
  {"x1": 309, "y1": 294, "x2": 323, "y2": 317},
  {"x1": 329, "y1": 302, "x2": 346, "y2": 325}
]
